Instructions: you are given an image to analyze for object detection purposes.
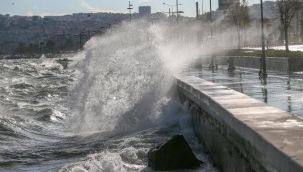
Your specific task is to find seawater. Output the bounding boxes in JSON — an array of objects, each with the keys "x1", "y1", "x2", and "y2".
[{"x1": 0, "y1": 20, "x2": 218, "y2": 172}]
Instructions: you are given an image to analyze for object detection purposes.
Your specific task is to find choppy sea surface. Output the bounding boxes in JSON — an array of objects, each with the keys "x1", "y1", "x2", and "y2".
[{"x1": 0, "y1": 19, "x2": 218, "y2": 172}]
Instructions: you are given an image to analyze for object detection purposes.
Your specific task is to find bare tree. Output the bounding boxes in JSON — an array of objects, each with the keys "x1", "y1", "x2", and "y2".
[
  {"x1": 276, "y1": 0, "x2": 302, "y2": 52},
  {"x1": 226, "y1": 0, "x2": 250, "y2": 49}
]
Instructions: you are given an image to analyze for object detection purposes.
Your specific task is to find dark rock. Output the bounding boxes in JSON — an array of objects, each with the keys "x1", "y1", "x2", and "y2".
[
  {"x1": 10, "y1": 83, "x2": 34, "y2": 89},
  {"x1": 148, "y1": 135, "x2": 203, "y2": 171},
  {"x1": 36, "y1": 108, "x2": 53, "y2": 121},
  {"x1": 56, "y1": 58, "x2": 71, "y2": 70}
]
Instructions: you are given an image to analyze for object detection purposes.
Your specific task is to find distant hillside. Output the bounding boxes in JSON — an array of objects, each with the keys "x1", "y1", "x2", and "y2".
[{"x1": 0, "y1": 12, "x2": 129, "y2": 54}]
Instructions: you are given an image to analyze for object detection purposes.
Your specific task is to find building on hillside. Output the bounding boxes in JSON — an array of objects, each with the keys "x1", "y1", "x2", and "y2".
[
  {"x1": 218, "y1": 0, "x2": 239, "y2": 10},
  {"x1": 138, "y1": 6, "x2": 151, "y2": 16}
]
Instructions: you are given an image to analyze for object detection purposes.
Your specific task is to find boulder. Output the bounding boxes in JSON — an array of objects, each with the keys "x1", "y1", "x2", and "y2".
[{"x1": 148, "y1": 135, "x2": 203, "y2": 171}]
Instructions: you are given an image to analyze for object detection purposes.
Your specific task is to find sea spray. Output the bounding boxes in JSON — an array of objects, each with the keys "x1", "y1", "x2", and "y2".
[
  {"x1": 66, "y1": 18, "x2": 220, "y2": 136},
  {"x1": 68, "y1": 20, "x2": 175, "y2": 135},
  {"x1": 58, "y1": 18, "x2": 222, "y2": 172}
]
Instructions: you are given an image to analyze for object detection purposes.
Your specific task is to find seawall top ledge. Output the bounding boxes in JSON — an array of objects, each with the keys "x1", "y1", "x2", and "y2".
[{"x1": 175, "y1": 74, "x2": 303, "y2": 171}]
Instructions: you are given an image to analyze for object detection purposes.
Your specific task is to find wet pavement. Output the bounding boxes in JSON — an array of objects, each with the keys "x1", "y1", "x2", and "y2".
[{"x1": 185, "y1": 65, "x2": 303, "y2": 118}]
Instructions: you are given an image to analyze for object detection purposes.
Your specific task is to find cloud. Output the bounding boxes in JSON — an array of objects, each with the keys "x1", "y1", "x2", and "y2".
[
  {"x1": 39, "y1": 12, "x2": 69, "y2": 17},
  {"x1": 79, "y1": 0, "x2": 122, "y2": 13},
  {"x1": 26, "y1": 10, "x2": 33, "y2": 16},
  {"x1": 138, "y1": 0, "x2": 152, "y2": 3}
]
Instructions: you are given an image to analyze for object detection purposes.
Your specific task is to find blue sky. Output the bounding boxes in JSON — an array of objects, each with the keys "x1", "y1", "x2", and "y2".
[{"x1": 0, "y1": 0, "x2": 273, "y2": 17}]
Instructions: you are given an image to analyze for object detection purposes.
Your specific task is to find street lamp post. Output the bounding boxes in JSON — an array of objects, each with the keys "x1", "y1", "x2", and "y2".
[
  {"x1": 174, "y1": 0, "x2": 183, "y2": 21},
  {"x1": 79, "y1": 32, "x2": 84, "y2": 49},
  {"x1": 163, "y1": 3, "x2": 174, "y2": 17},
  {"x1": 260, "y1": 0, "x2": 267, "y2": 80},
  {"x1": 201, "y1": 0, "x2": 204, "y2": 15},
  {"x1": 209, "y1": 0, "x2": 215, "y2": 71},
  {"x1": 127, "y1": 1, "x2": 133, "y2": 22},
  {"x1": 39, "y1": 42, "x2": 44, "y2": 54},
  {"x1": 196, "y1": 2, "x2": 199, "y2": 19},
  {"x1": 209, "y1": 0, "x2": 212, "y2": 39},
  {"x1": 175, "y1": 0, "x2": 183, "y2": 22},
  {"x1": 164, "y1": 2, "x2": 182, "y2": 21},
  {"x1": 176, "y1": 0, "x2": 179, "y2": 21}
]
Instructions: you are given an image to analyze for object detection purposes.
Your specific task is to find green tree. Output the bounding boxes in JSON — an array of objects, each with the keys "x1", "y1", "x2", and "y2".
[
  {"x1": 15, "y1": 43, "x2": 26, "y2": 54},
  {"x1": 46, "y1": 39, "x2": 55, "y2": 53}
]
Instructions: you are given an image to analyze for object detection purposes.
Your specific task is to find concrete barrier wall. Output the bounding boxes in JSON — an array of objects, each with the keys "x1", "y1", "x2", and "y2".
[
  {"x1": 232, "y1": 56, "x2": 290, "y2": 73},
  {"x1": 199, "y1": 56, "x2": 303, "y2": 73},
  {"x1": 176, "y1": 75, "x2": 303, "y2": 172}
]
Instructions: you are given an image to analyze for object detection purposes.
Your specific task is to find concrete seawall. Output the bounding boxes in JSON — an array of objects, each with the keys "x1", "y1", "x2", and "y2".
[{"x1": 176, "y1": 75, "x2": 303, "y2": 172}]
